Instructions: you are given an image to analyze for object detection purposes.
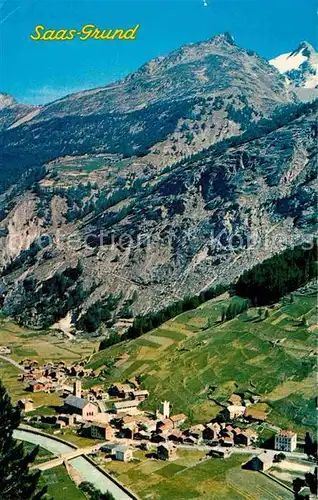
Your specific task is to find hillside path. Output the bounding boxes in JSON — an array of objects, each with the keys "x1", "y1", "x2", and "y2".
[{"x1": 0, "y1": 355, "x2": 25, "y2": 371}]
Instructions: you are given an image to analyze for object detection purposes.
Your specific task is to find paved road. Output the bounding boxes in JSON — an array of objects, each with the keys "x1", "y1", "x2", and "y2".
[
  {"x1": 178, "y1": 443, "x2": 307, "y2": 460},
  {"x1": 0, "y1": 355, "x2": 25, "y2": 371}
]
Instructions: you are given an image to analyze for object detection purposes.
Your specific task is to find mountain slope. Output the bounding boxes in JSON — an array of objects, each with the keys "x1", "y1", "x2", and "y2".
[
  {"x1": 1, "y1": 100, "x2": 316, "y2": 328},
  {"x1": 87, "y1": 287, "x2": 317, "y2": 431},
  {"x1": 0, "y1": 33, "x2": 294, "y2": 194},
  {"x1": 0, "y1": 93, "x2": 39, "y2": 131}
]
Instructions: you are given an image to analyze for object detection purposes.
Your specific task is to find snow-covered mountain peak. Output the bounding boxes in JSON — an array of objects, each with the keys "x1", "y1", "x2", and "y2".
[
  {"x1": 0, "y1": 93, "x2": 16, "y2": 110},
  {"x1": 269, "y1": 41, "x2": 318, "y2": 91}
]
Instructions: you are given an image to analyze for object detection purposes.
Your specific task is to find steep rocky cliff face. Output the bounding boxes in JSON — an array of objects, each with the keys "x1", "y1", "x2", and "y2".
[
  {"x1": 0, "y1": 33, "x2": 293, "y2": 193},
  {"x1": 0, "y1": 34, "x2": 316, "y2": 331},
  {"x1": 0, "y1": 93, "x2": 39, "y2": 131}
]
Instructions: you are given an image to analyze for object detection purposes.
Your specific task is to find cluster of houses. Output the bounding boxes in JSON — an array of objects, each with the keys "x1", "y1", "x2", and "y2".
[
  {"x1": 220, "y1": 393, "x2": 268, "y2": 423},
  {"x1": 17, "y1": 359, "x2": 95, "y2": 393},
  {"x1": 17, "y1": 367, "x2": 299, "y2": 466}
]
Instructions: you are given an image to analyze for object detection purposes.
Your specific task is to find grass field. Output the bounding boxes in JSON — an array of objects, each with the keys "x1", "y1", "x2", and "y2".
[
  {"x1": 103, "y1": 449, "x2": 291, "y2": 499},
  {"x1": 88, "y1": 291, "x2": 317, "y2": 435},
  {"x1": 39, "y1": 465, "x2": 85, "y2": 499},
  {"x1": 0, "y1": 319, "x2": 98, "y2": 364}
]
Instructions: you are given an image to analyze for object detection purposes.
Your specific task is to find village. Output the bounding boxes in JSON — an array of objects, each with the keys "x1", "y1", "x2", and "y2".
[{"x1": 11, "y1": 351, "x2": 304, "y2": 473}]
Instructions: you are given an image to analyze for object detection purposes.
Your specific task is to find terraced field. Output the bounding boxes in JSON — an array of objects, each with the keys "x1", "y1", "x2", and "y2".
[
  {"x1": 0, "y1": 319, "x2": 97, "y2": 404},
  {"x1": 89, "y1": 291, "x2": 317, "y2": 433},
  {"x1": 103, "y1": 449, "x2": 291, "y2": 500}
]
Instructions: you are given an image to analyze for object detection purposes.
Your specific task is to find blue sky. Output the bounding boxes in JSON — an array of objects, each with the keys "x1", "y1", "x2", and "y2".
[{"x1": 1, "y1": 0, "x2": 316, "y2": 104}]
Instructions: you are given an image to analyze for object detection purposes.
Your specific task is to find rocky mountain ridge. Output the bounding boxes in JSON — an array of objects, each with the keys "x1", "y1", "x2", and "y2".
[
  {"x1": 270, "y1": 41, "x2": 318, "y2": 101},
  {"x1": 0, "y1": 34, "x2": 317, "y2": 331},
  {"x1": 0, "y1": 93, "x2": 39, "y2": 131}
]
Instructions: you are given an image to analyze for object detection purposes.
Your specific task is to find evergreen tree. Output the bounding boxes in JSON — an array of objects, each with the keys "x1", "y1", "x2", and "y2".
[
  {"x1": 79, "y1": 482, "x2": 115, "y2": 499},
  {"x1": 0, "y1": 379, "x2": 46, "y2": 499},
  {"x1": 304, "y1": 432, "x2": 313, "y2": 457},
  {"x1": 234, "y1": 242, "x2": 317, "y2": 305}
]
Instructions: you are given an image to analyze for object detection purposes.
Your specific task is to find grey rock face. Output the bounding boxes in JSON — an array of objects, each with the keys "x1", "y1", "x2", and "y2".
[{"x1": 0, "y1": 35, "x2": 316, "y2": 330}]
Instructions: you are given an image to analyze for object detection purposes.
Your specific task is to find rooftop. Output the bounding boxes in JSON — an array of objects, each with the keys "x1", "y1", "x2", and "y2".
[
  {"x1": 64, "y1": 395, "x2": 90, "y2": 410},
  {"x1": 170, "y1": 413, "x2": 186, "y2": 422},
  {"x1": 256, "y1": 451, "x2": 275, "y2": 464},
  {"x1": 114, "y1": 400, "x2": 140, "y2": 410},
  {"x1": 278, "y1": 430, "x2": 296, "y2": 437},
  {"x1": 115, "y1": 445, "x2": 130, "y2": 453}
]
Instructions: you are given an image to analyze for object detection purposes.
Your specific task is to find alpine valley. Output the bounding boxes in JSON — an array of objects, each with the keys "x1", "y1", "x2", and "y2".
[{"x1": 0, "y1": 33, "x2": 317, "y2": 332}]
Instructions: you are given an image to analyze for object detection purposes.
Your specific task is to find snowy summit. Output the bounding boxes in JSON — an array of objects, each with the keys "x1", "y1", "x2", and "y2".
[{"x1": 270, "y1": 41, "x2": 318, "y2": 89}]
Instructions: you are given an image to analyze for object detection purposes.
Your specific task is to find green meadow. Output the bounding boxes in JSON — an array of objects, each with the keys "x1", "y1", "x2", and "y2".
[
  {"x1": 89, "y1": 291, "x2": 317, "y2": 434},
  {"x1": 103, "y1": 449, "x2": 291, "y2": 500}
]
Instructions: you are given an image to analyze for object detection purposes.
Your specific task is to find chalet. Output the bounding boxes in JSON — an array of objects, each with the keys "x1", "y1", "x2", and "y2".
[
  {"x1": 243, "y1": 399, "x2": 252, "y2": 407},
  {"x1": 157, "y1": 419, "x2": 174, "y2": 433},
  {"x1": 224, "y1": 424, "x2": 234, "y2": 434},
  {"x1": 168, "y1": 430, "x2": 185, "y2": 443},
  {"x1": 224, "y1": 405, "x2": 246, "y2": 420},
  {"x1": 249, "y1": 451, "x2": 274, "y2": 471},
  {"x1": 118, "y1": 353, "x2": 130, "y2": 361},
  {"x1": 114, "y1": 445, "x2": 133, "y2": 462},
  {"x1": 170, "y1": 414, "x2": 187, "y2": 428},
  {"x1": 157, "y1": 443, "x2": 177, "y2": 460},
  {"x1": 90, "y1": 423, "x2": 114, "y2": 440},
  {"x1": 184, "y1": 435, "x2": 198, "y2": 445},
  {"x1": 55, "y1": 419, "x2": 67, "y2": 429},
  {"x1": 68, "y1": 365, "x2": 85, "y2": 377},
  {"x1": 202, "y1": 424, "x2": 218, "y2": 442},
  {"x1": 131, "y1": 389, "x2": 149, "y2": 402},
  {"x1": 120, "y1": 415, "x2": 137, "y2": 427},
  {"x1": 134, "y1": 430, "x2": 151, "y2": 440},
  {"x1": 141, "y1": 420, "x2": 157, "y2": 433},
  {"x1": 89, "y1": 386, "x2": 109, "y2": 401},
  {"x1": 188, "y1": 424, "x2": 205, "y2": 441},
  {"x1": 221, "y1": 435, "x2": 234, "y2": 447},
  {"x1": 17, "y1": 399, "x2": 34, "y2": 412},
  {"x1": 113, "y1": 400, "x2": 140, "y2": 415},
  {"x1": 211, "y1": 422, "x2": 221, "y2": 434},
  {"x1": 232, "y1": 427, "x2": 242, "y2": 437},
  {"x1": 236, "y1": 428, "x2": 258, "y2": 446},
  {"x1": 64, "y1": 395, "x2": 98, "y2": 419},
  {"x1": 58, "y1": 414, "x2": 75, "y2": 427},
  {"x1": 109, "y1": 383, "x2": 132, "y2": 399},
  {"x1": 121, "y1": 423, "x2": 138, "y2": 439},
  {"x1": 151, "y1": 433, "x2": 166, "y2": 443},
  {"x1": 28, "y1": 380, "x2": 52, "y2": 393}
]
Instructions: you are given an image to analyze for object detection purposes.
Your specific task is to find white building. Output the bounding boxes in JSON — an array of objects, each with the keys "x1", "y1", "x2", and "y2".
[
  {"x1": 274, "y1": 430, "x2": 297, "y2": 452},
  {"x1": 225, "y1": 405, "x2": 246, "y2": 420},
  {"x1": 114, "y1": 445, "x2": 133, "y2": 462},
  {"x1": 161, "y1": 401, "x2": 170, "y2": 419}
]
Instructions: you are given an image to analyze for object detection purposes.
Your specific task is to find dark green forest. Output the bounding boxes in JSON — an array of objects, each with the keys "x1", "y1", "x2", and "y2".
[{"x1": 233, "y1": 241, "x2": 317, "y2": 305}]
